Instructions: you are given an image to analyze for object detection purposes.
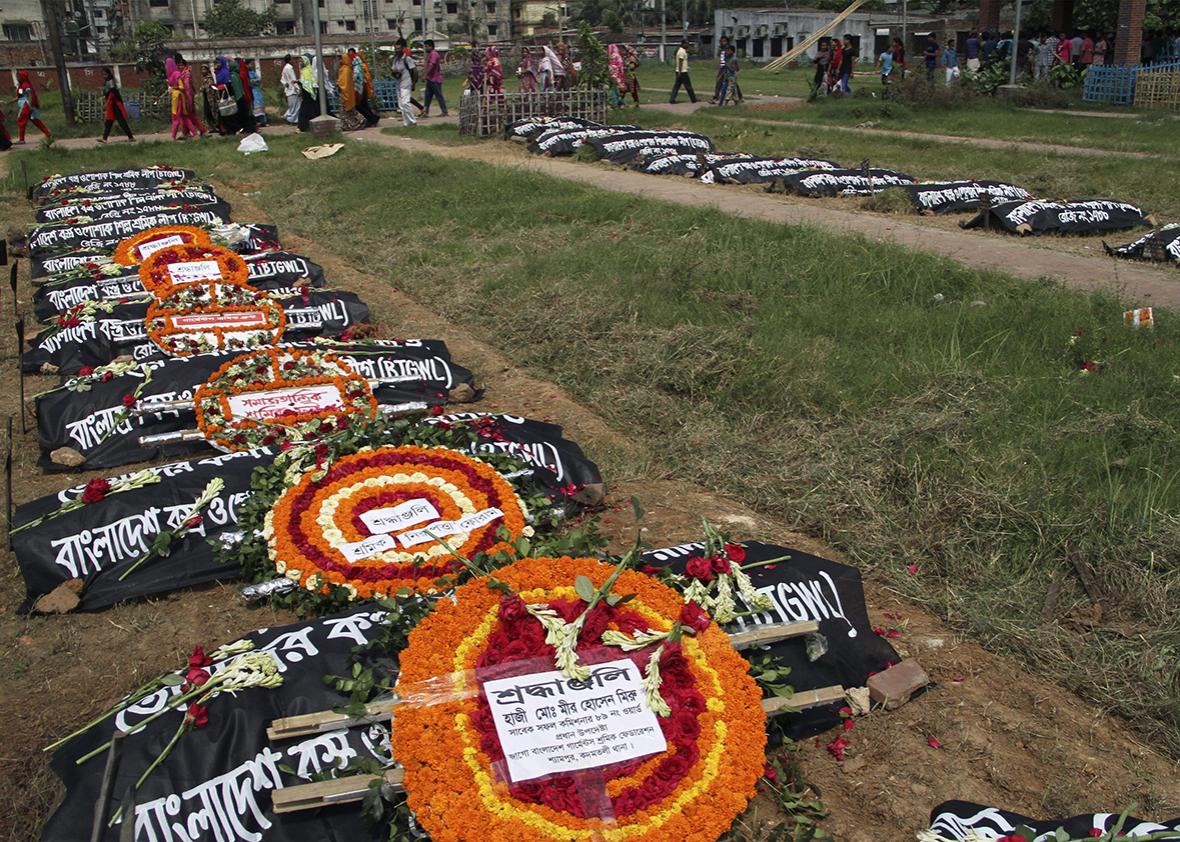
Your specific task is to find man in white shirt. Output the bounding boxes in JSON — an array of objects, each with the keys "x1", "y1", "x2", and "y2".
[
  {"x1": 392, "y1": 38, "x2": 418, "y2": 126},
  {"x1": 669, "y1": 39, "x2": 698, "y2": 103},
  {"x1": 280, "y1": 54, "x2": 301, "y2": 125}
]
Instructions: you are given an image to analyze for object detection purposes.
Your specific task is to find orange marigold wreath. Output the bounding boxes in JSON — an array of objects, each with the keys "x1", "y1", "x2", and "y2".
[
  {"x1": 144, "y1": 280, "x2": 285, "y2": 357},
  {"x1": 137, "y1": 243, "x2": 248, "y2": 293},
  {"x1": 262, "y1": 445, "x2": 529, "y2": 599},
  {"x1": 194, "y1": 348, "x2": 378, "y2": 451},
  {"x1": 113, "y1": 225, "x2": 213, "y2": 266},
  {"x1": 392, "y1": 556, "x2": 766, "y2": 842}
]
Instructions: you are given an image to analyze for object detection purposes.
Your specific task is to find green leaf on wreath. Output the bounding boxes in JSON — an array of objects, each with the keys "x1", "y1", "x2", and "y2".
[{"x1": 574, "y1": 575, "x2": 596, "y2": 603}]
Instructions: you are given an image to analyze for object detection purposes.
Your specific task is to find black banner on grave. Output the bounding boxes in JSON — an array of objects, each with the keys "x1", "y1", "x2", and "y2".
[
  {"x1": 960, "y1": 199, "x2": 1153, "y2": 235},
  {"x1": 35, "y1": 339, "x2": 475, "y2": 470},
  {"x1": 30, "y1": 200, "x2": 233, "y2": 237},
  {"x1": 40, "y1": 608, "x2": 394, "y2": 842},
  {"x1": 927, "y1": 801, "x2": 1180, "y2": 841},
  {"x1": 33, "y1": 251, "x2": 329, "y2": 322},
  {"x1": 1105, "y1": 224, "x2": 1180, "y2": 264},
  {"x1": 637, "y1": 152, "x2": 752, "y2": 177},
  {"x1": 904, "y1": 181, "x2": 1033, "y2": 215},
  {"x1": 528, "y1": 126, "x2": 638, "y2": 156},
  {"x1": 35, "y1": 189, "x2": 224, "y2": 223},
  {"x1": 506, "y1": 116, "x2": 603, "y2": 140},
  {"x1": 27, "y1": 209, "x2": 233, "y2": 256},
  {"x1": 780, "y1": 168, "x2": 917, "y2": 197},
  {"x1": 13, "y1": 448, "x2": 273, "y2": 610},
  {"x1": 587, "y1": 131, "x2": 715, "y2": 165},
  {"x1": 699, "y1": 157, "x2": 842, "y2": 185},
  {"x1": 15, "y1": 414, "x2": 598, "y2": 609},
  {"x1": 23, "y1": 288, "x2": 369, "y2": 374},
  {"x1": 642, "y1": 540, "x2": 897, "y2": 738},
  {"x1": 32, "y1": 167, "x2": 197, "y2": 201},
  {"x1": 31, "y1": 224, "x2": 282, "y2": 280}
]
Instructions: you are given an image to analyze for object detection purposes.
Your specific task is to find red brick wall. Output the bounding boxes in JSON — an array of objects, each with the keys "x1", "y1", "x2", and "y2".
[
  {"x1": 1113, "y1": 0, "x2": 1145, "y2": 65},
  {"x1": 978, "y1": 0, "x2": 1001, "y2": 34}
]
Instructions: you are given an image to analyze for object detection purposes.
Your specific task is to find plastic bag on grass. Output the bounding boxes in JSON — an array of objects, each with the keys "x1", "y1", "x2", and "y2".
[{"x1": 238, "y1": 133, "x2": 268, "y2": 155}]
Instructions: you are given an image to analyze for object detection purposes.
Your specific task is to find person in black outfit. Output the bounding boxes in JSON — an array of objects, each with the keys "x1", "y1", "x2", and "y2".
[
  {"x1": 669, "y1": 39, "x2": 698, "y2": 103},
  {"x1": 98, "y1": 67, "x2": 134, "y2": 143}
]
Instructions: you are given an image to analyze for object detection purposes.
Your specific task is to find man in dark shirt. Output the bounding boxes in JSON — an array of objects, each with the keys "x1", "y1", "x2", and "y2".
[
  {"x1": 965, "y1": 31, "x2": 980, "y2": 71},
  {"x1": 839, "y1": 34, "x2": 856, "y2": 93},
  {"x1": 924, "y1": 34, "x2": 939, "y2": 80}
]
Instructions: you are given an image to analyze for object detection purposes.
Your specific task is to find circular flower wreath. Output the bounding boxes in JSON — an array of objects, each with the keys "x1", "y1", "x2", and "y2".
[
  {"x1": 392, "y1": 556, "x2": 766, "y2": 842},
  {"x1": 194, "y1": 348, "x2": 378, "y2": 451},
  {"x1": 263, "y1": 445, "x2": 529, "y2": 599},
  {"x1": 144, "y1": 280, "x2": 285, "y2": 357},
  {"x1": 113, "y1": 225, "x2": 213, "y2": 266},
  {"x1": 137, "y1": 243, "x2": 248, "y2": 292}
]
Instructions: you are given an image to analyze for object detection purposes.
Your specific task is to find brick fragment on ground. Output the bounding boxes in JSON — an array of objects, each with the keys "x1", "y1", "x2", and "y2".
[{"x1": 867, "y1": 659, "x2": 930, "y2": 710}]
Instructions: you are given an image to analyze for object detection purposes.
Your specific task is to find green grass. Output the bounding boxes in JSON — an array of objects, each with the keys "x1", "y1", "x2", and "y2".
[
  {"x1": 619, "y1": 108, "x2": 1180, "y2": 219},
  {"x1": 7, "y1": 136, "x2": 1180, "y2": 757},
  {"x1": 734, "y1": 94, "x2": 1180, "y2": 156}
]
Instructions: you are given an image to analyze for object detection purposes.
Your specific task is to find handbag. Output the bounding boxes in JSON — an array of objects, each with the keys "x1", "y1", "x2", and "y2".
[{"x1": 217, "y1": 89, "x2": 238, "y2": 117}]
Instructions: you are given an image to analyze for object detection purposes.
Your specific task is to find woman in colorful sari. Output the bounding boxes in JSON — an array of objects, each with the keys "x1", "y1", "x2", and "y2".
[
  {"x1": 540, "y1": 45, "x2": 562, "y2": 91},
  {"x1": 336, "y1": 48, "x2": 367, "y2": 131},
  {"x1": 176, "y1": 57, "x2": 208, "y2": 137},
  {"x1": 484, "y1": 46, "x2": 505, "y2": 100},
  {"x1": 607, "y1": 43, "x2": 626, "y2": 107},
  {"x1": 163, "y1": 57, "x2": 190, "y2": 139},
  {"x1": 556, "y1": 42, "x2": 577, "y2": 88},
  {"x1": 97, "y1": 67, "x2": 134, "y2": 143},
  {"x1": 201, "y1": 63, "x2": 224, "y2": 134},
  {"x1": 351, "y1": 48, "x2": 379, "y2": 126},
  {"x1": 297, "y1": 54, "x2": 321, "y2": 131},
  {"x1": 248, "y1": 59, "x2": 268, "y2": 126},
  {"x1": 516, "y1": 46, "x2": 538, "y2": 92},
  {"x1": 622, "y1": 44, "x2": 641, "y2": 106},
  {"x1": 14, "y1": 70, "x2": 52, "y2": 144}
]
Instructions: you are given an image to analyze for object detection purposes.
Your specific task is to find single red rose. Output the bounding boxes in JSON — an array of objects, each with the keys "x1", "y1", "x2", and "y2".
[
  {"x1": 81, "y1": 477, "x2": 112, "y2": 504},
  {"x1": 1087, "y1": 830, "x2": 1103, "y2": 838},
  {"x1": 185, "y1": 666, "x2": 210, "y2": 687},
  {"x1": 838, "y1": 705, "x2": 853, "y2": 717},
  {"x1": 709, "y1": 554, "x2": 731, "y2": 575},
  {"x1": 905, "y1": 563, "x2": 919, "y2": 574},
  {"x1": 184, "y1": 702, "x2": 209, "y2": 728},
  {"x1": 826, "y1": 734, "x2": 850, "y2": 760},
  {"x1": 183, "y1": 514, "x2": 203, "y2": 529},
  {"x1": 497, "y1": 595, "x2": 528, "y2": 625},
  {"x1": 121, "y1": 394, "x2": 137, "y2": 408},
  {"x1": 640, "y1": 564, "x2": 662, "y2": 576},
  {"x1": 872, "y1": 626, "x2": 886, "y2": 636},
  {"x1": 77, "y1": 366, "x2": 95, "y2": 377},
  {"x1": 762, "y1": 763, "x2": 778, "y2": 783},
  {"x1": 842, "y1": 717, "x2": 855, "y2": 732},
  {"x1": 188, "y1": 646, "x2": 213, "y2": 668},
  {"x1": 684, "y1": 555, "x2": 715, "y2": 581},
  {"x1": 679, "y1": 601, "x2": 711, "y2": 632},
  {"x1": 723, "y1": 542, "x2": 746, "y2": 563},
  {"x1": 1081, "y1": 360, "x2": 1099, "y2": 372},
  {"x1": 101, "y1": 371, "x2": 114, "y2": 382}
]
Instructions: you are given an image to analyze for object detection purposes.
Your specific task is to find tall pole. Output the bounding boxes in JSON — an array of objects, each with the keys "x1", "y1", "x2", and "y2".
[
  {"x1": 1008, "y1": 0, "x2": 1023, "y2": 85},
  {"x1": 40, "y1": 0, "x2": 77, "y2": 125},
  {"x1": 681, "y1": 0, "x2": 687, "y2": 39},
  {"x1": 901, "y1": 0, "x2": 907, "y2": 77},
  {"x1": 189, "y1": 0, "x2": 199, "y2": 37},
  {"x1": 312, "y1": 0, "x2": 328, "y2": 115},
  {"x1": 659, "y1": 0, "x2": 666, "y2": 61}
]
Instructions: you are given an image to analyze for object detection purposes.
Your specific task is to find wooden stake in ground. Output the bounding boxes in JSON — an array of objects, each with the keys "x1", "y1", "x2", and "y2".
[{"x1": 39, "y1": 0, "x2": 77, "y2": 126}]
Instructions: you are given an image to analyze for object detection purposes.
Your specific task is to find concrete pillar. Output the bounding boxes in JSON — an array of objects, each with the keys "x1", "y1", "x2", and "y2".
[
  {"x1": 1113, "y1": 0, "x2": 1145, "y2": 64},
  {"x1": 979, "y1": 0, "x2": 1000, "y2": 34}
]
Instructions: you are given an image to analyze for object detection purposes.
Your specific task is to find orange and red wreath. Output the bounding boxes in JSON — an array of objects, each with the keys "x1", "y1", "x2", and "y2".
[
  {"x1": 137, "y1": 243, "x2": 248, "y2": 292},
  {"x1": 144, "y1": 280, "x2": 285, "y2": 357},
  {"x1": 194, "y1": 348, "x2": 378, "y2": 452},
  {"x1": 113, "y1": 225, "x2": 213, "y2": 266},
  {"x1": 263, "y1": 445, "x2": 529, "y2": 599},
  {"x1": 392, "y1": 556, "x2": 766, "y2": 842}
]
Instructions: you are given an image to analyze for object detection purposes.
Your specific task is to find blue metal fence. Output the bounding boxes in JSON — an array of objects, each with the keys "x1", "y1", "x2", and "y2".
[
  {"x1": 327, "y1": 79, "x2": 403, "y2": 113},
  {"x1": 1084, "y1": 59, "x2": 1180, "y2": 105}
]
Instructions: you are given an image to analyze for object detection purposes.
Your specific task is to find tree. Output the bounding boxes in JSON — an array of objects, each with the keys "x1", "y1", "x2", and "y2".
[
  {"x1": 110, "y1": 21, "x2": 172, "y2": 94},
  {"x1": 576, "y1": 20, "x2": 609, "y2": 88},
  {"x1": 204, "y1": 0, "x2": 276, "y2": 37}
]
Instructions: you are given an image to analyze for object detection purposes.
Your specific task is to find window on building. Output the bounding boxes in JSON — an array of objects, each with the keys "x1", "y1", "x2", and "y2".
[
  {"x1": 276, "y1": 20, "x2": 295, "y2": 32},
  {"x1": 93, "y1": 9, "x2": 103, "y2": 18},
  {"x1": 445, "y1": 2, "x2": 456, "y2": 12},
  {"x1": 485, "y1": 1, "x2": 494, "y2": 11},
  {"x1": 387, "y1": 17, "x2": 397, "y2": 26},
  {"x1": 148, "y1": 0, "x2": 168, "y2": 8},
  {"x1": 345, "y1": 18, "x2": 356, "y2": 29},
  {"x1": 487, "y1": 22, "x2": 497, "y2": 34},
  {"x1": 413, "y1": 0, "x2": 421, "y2": 5},
  {"x1": 319, "y1": 19, "x2": 328, "y2": 32},
  {"x1": 2, "y1": 23, "x2": 34, "y2": 40}
]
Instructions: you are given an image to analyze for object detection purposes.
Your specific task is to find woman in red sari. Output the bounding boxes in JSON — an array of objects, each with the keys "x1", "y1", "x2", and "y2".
[
  {"x1": 176, "y1": 57, "x2": 207, "y2": 138},
  {"x1": 14, "y1": 70, "x2": 53, "y2": 144},
  {"x1": 484, "y1": 46, "x2": 505, "y2": 100}
]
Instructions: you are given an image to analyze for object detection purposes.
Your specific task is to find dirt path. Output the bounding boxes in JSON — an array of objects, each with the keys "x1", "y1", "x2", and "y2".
[
  {"x1": 3, "y1": 151, "x2": 1179, "y2": 842},
  {"x1": 355, "y1": 131, "x2": 1180, "y2": 308}
]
